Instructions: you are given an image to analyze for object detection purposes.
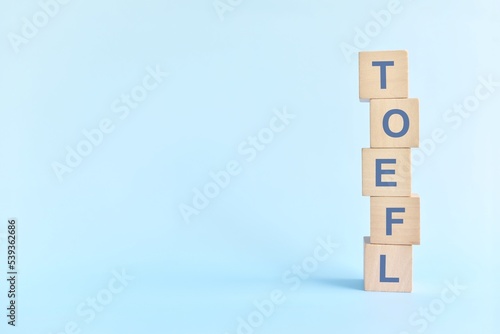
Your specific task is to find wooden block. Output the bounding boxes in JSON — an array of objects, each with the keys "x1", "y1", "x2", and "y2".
[
  {"x1": 370, "y1": 195, "x2": 420, "y2": 245},
  {"x1": 362, "y1": 148, "x2": 411, "y2": 196},
  {"x1": 364, "y1": 236, "x2": 412, "y2": 292},
  {"x1": 370, "y1": 98, "x2": 419, "y2": 148},
  {"x1": 359, "y1": 50, "x2": 408, "y2": 101}
]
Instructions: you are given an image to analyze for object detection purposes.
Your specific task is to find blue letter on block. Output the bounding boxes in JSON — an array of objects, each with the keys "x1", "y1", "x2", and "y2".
[
  {"x1": 383, "y1": 109, "x2": 409, "y2": 138},
  {"x1": 372, "y1": 61, "x2": 395, "y2": 89},
  {"x1": 386, "y1": 207, "x2": 405, "y2": 235},
  {"x1": 376, "y1": 159, "x2": 396, "y2": 187},
  {"x1": 380, "y1": 254, "x2": 399, "y2": 283}
]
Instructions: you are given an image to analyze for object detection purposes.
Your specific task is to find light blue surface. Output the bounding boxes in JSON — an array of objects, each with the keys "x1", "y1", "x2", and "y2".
[{"x1": 1, "y1": 0, "x2": 499, "y2": 333}]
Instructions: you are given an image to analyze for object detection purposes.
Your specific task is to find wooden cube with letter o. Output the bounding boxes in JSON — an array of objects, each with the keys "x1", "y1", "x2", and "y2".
[{"x1": 370, "y1": 98, "x2": 419, "y2": 148}]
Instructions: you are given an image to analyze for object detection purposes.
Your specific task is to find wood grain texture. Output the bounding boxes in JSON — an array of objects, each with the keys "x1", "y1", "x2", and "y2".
[
  {"x1": 364, "y1": 236, "x2": 412, "y2": 292},
  {"x1": 370, "y1": 98, "x2": 419, "y2": 148},
  {"x1": 362, "y1": 148, "x2": 411, "y2": 196},
  {"x1": 359, "y1": 50, "x2": 408, "y2": 100},
  {"x1": 370, "y1": 195, "x2": 420, "y2": 245}
]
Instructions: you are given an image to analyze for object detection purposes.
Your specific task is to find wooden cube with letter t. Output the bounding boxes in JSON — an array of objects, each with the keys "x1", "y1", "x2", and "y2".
[
  {"x1": 359, "y1": 50, "x2": 408, "y2": 101},
  {"x1": 364, "y1": 237, "x2": 412, "y2": 292}
]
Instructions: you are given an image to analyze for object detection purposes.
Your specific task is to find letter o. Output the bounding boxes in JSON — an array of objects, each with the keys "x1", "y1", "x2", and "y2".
[
  {"x1": 429, "y1": 299, "x2": 445, "y2": 315},
  {"x1": 302, "y1": 256, "x2": 318, "y2": 273},
  {"x1": 131, "y1": 86, "x2": 148, "y2": 102},
  {"x1": 412, "y1": 149, "x2": 425, "y2": 167},
  {"x1": 33, "y1": 11, "x2": 50, "y2": 27},
  {"x1": 203, "y1": 182, "x2": 220, "y2": 199},
  {"x1": 383, "y1": 109, "x2": 410, "y2": 138},
  {"x1": 97, "y1": 289, "x2": 113, "y2": 305},
  {"x1": 258, "y1": 128, "x2": 274, "y2": 144},
  {"x1": 76, "y1": 140, "x2": 93, "y2": 157},
  {"x1": 247, "y1": 311, "x2": 264, "y2": 328},
  {"x1": 463, "y1": 96, "x2": 479, "y2": 112},
  {"x1": 365, "y1": 21, "x2": 381, "y2": 37}
]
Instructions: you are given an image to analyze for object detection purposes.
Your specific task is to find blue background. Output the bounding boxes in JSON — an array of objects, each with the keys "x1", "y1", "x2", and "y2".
[{"x1": 1, "y1": 0, "x2": 499, "y2": 333}]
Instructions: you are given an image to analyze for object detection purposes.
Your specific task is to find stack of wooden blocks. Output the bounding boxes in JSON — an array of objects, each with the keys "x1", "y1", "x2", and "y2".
[{"x1": 359, "y1": 50, "x2": 420, "y2": 293}]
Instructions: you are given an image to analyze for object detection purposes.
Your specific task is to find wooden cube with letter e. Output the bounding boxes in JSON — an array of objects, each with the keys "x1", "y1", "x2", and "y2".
[{"x1": 362, "y1": 148, "x2": 411, "y2": 197}]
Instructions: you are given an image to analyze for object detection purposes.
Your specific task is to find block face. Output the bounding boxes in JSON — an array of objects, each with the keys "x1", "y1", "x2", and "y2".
[
  {"x1": 364, "y1": 236, "x2": 412, "y2": 292},
  {"x1": 370, "y1": 98, "x2": 419, "y2": 148},
  {"x1": 370, "y1": 195, "x2": 420, "y2": 245},
  {"x1": 359, "y1": 50, "x2": 408, "y2": 100},
  {"x1": 362, "y1": 148, "x2": 411, "y2": 196}
]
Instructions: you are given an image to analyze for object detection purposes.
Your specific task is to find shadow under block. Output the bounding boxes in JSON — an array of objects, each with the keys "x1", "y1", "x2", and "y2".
[
  {"x1": 362, "y1": 148, "x2": 411, "y2": 196},
  {"x1": 359, "y1": 50, "x2": 408, "y2": 100},
  {"x1": 370, "y1": 195, "x2": 420, "y2": 245},
  {"x1": 364, "y1": 237, "x2": 412, "y2": 292},
  {"x1": 370, "y1": 98, "x2": 419, "y2": 148}
]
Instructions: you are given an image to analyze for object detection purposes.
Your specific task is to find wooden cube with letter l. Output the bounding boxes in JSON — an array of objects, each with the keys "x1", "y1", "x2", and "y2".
[
  {"x1": 364, "y1": 236, "x2": 412, "y2": 292},
  {"x1": 359, "y1": 50, "x2": 409, "y2": 101},
  {"x1": 370, "y1": 195, "x2": 420, "y2": 245},
  {"x1": 362, "y1": 148, "x2": 411, "y2": 197},
  {"x1": 370, "y1": 98, "x2": 419, "y2": 148}
]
